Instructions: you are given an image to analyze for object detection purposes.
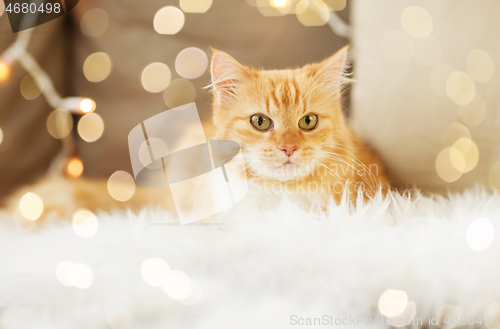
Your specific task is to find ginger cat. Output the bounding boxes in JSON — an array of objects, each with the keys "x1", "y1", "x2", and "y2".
[
  {"x1": 210, "y1": 46, "x2": 388, "y2": 208},
  {"x1": 3, "y1": 46, "x2": 388, "y2": 225}
]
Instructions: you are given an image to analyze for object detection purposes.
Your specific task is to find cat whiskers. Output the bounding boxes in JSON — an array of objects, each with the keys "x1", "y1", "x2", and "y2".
[{"x1": 320, "y1": 149, "x2": 378, "y2": 190}]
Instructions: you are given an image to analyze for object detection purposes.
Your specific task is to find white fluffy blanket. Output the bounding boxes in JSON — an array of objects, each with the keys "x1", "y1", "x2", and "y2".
[{"x1": 0, "y1": 188, "x2": 499, "y2": 329}]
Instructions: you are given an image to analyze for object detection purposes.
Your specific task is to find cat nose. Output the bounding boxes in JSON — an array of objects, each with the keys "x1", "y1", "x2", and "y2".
[{"x1": 278, "y1": 144, "x2": 298, "y2": 157}]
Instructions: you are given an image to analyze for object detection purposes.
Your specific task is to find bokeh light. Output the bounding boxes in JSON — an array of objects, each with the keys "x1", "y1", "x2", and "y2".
[
  {"x1": 162, "y1": 270, "x2": 193, "y2": 300},
  {"x1": 106, "y1": 309, "x2": 133, "y2": 329},
  {"x1": 141, "y1": 62, "x2": 171, "y2": 93},
  {"x1": 437, "y1": 304, "x2": 462, "y2": 329},
  {"x1": 271, "y1": 0, "x2": 287, "y2": 7},
  {"x1": 47, "y1": 108, "x2": 73, "y2": 139},
  {"x1": 83, "y1": 52, "x2": 112, "y2": 83},
  {"x1": 412, "y1": 35, "x2": 441, "y2": 67},
  {"x1": 72, "y1": 208, "x2": 98, "y2": 238},
  {"x1": 489, "y1": 162, "x2": 500, "y2": 192},
  {"x1": 440, "y1": 122, "x2": 470, "y2": 147},
  {"x1": 257, "y1": 0, "x2": 290, "y2": 16},
  {"x1": 180, "y1": 0, "x2": 213, "y2": 13},
  {"x1": 56, "y1": 261, "x2": 74, "y2": 286},
  {"x1": 380, "y1": 30, "x2": 413, "y2": 64},
  {"x1": 175, "y1": 47, "x2": 208, "y2": 80},
  {"x1": 388, "y1": 301, "x2": 417, "y2": 328},
  {"x1": 296, "y1": 0, "x2": 329, "y2": 27},
  {"x1": 139, "y1": 137, "x2": 169, "y2": 169},
  {"x1": 323, "y1": 0, "x2": 346, "y2": 11},
  {"x1": 451, "y1": 137, "x2": 479, "y2": 173},
  {"x1": 466, "y1": 217, "x2": 495, "y2": 252},
  {"x1": 107, "y1": 171, "x2": 135, "y2": 202},
  {"x1": 446, "y1": 71, "x2": 475, "y2": 106},
  {"x1": 430, "y1": 63, "x2": 455, "y2": 97},
  {"x1": 178, "y1": 279, "x2": 203, "y2": 305},
  {"x1": 78, "y1": 113, "x2": 104, "y2": 142},
  {"x1": 80, "y1": 8, "x2": 109, "y2": 37},
  {"x1": 0, "y1": 62, "x2": 9, "y2": 81},
  {"x1": 436, "y1": 147, "x2": 463, "y2": 183},
  {"x1": 466, "y1": 49, "x2": 494, "y2": 83},
  {"x1": 0, "y1": 1, "x2": 5, "y2": 17},
  {"x1": 163, "y1": 78, "x2": 196, "y2": 108},
  {"x1": 154, "y1": 7, "x2": 185, "y2": 35},
  {"x1": 20, "y1": 74, "x2": 42, "y2": 100},
  {"x1": 67, "y1": 157, "x2": 84, "y2": 178},
  {"x1": 0, "y1": 127, "x2": 3, "y2": 146},
  {"x1": 68, "y1": 263, "x2": 94, "y2": 289},
  {"x1": 401, "y1": 6, "x2": 433, "y2": 38},
  {"x1": 458, "y1": 94, "x2": 487, "y2": 126},
  {"x1": 141, "y1": 258, "x2": 171, "y2": 286},
  {"x1": 378, "y1": 289, "x2": 408, "y2": 317},
  {"x1": 19, "y1": 192, "x2": 44, "y2": 221},
  {"x1": 484, "y1": 303, "x2": 500, "y2": 329},
  {"x1": 80, "y1": 98, "x2": 96, "y2": 113}
]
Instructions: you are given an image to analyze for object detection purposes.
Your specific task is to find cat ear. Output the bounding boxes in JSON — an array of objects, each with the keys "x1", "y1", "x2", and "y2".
[
  {"x1": 210, "y1": 49, "x2": 248, "y2": 105},
  {"x1": 315, "y1": 45, "x2": 350, "y2": 92}
]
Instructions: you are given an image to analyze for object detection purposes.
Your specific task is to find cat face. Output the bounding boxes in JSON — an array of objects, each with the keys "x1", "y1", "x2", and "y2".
[{"x1": 211, "y1": 47, "x2": 349, "y2": 182}]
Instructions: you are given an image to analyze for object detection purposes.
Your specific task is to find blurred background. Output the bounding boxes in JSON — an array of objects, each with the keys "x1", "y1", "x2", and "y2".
[{"x1": 0, "y1": 0, "x2": 499, "y2": 205}]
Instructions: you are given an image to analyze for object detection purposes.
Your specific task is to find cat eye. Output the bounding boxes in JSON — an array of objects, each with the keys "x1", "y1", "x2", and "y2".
[
  {"x1": 250, "y1": 114, "x2": 272, "y2": 131},
  {"x1": 298, "y1": 114, "x2": 318, "y2": 131}
]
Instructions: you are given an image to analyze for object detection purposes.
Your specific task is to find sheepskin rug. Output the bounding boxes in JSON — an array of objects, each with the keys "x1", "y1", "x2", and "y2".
[{"x1": 0, "y1": 188, "x2": 499, "y2": 329}]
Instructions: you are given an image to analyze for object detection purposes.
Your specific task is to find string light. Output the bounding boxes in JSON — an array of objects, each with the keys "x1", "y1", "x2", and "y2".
[
  {"x1": 0, "y1": 62, "x2": 9, "y2": 81},
  {"x1": 79, "y1": 98, "x2": 97, "y2": 113},
  {"x1": 67, "y1": 157, "x2": 84, "y2": 178},
  {"x1": 0, "y1": 18, "x2": 100, "y2": 178}
]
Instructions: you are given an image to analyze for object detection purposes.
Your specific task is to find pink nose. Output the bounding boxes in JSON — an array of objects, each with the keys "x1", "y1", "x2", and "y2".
[{"x1": 278, "y1": 144, "x2": 298, "y2": 157}]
